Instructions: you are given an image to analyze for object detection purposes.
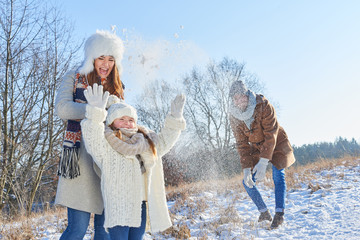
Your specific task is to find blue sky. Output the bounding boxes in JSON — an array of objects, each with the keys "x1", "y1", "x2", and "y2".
[{"x1": 59, "y1": 0, "x2": 360, "y2": 146}]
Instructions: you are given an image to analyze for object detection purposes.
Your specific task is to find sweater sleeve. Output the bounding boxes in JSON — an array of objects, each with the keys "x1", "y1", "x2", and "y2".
[
  {"x1": 154, "y1": 114, "x2": 186, "y2": 157},
  {"x1": 259, "y1": 100, "x2": 279, "y2": 160},
  {"x1": 80, "y1": 105, "x2": 108, "y2": 168},
  {"x1": 229, "y1": 116, "x2": 254, "y2": 169},
  {"x1": 55, "y1": 70, "x2": 87, "y2": 120}
]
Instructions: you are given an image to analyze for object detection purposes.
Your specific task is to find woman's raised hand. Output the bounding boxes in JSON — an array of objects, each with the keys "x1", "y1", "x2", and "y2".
[{"x1": 84, "y1": 83, "x2": 110, "y2": 109}]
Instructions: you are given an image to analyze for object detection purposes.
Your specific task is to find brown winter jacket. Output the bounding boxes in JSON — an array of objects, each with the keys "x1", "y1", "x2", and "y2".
[{"x1": 230, "y1": 95, "x2": 296, "y2": 170}]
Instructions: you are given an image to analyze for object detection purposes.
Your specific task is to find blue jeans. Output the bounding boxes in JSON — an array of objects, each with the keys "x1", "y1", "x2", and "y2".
[
  {"x1": 243, "y1": 165, "x2": 286, "y2": 213},
  {"x1": 60, "y1": 208, "x2": 110, "y2": 240},
  {"x1": 108, "y1": 201, "x2": 147, "y2": 240}
]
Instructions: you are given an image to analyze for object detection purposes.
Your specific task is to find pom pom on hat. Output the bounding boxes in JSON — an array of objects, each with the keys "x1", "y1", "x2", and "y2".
[
  {"x1": 78, "y1": 30, "x2": 124, "y2": 76},
  {"x1": 106, "y1": 102, "x2": 138, "y2": 126}
]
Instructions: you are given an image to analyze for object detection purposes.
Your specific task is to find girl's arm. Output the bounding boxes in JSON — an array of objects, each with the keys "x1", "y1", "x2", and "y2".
[
  {"x1": 80, "y1": 105, "x2": 108, "y2": 167},
  {"x1": 152, "y1": 114, "x2": 186, "y2": 157},
  {"x1": 152, "y1": 94, "x2": 186, "y2": 157}
]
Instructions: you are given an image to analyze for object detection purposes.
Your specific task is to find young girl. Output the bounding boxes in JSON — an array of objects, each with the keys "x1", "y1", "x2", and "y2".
[{"x1": 80, "y1": 83, "x2": 186, "y2": 239}]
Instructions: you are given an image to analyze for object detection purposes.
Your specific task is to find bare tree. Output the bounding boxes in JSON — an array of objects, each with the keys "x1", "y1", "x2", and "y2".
[
  {"x1": 183, "y1": 57, "x2": 265, "y2": 151},
  {"x1": 0, "y1": 0, "x2": 44, "y2": 213},
  {"x1": 0, "y1": 0, "x2": 79, "y2": 215},
  {"x1": 132, "y1": 58, "x2": 266, "y2": 182},
  {"x1": 134, "y1": 79, "x2": 178, "y2": 132}
]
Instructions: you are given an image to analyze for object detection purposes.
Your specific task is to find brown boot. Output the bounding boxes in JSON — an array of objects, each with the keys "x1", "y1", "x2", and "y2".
[
  {"x1": 258, "y1": 210, "x2": 272, "y2": 222},
  {"x1": 270, "y1": 212, "x2": 284, "y2": 229}
]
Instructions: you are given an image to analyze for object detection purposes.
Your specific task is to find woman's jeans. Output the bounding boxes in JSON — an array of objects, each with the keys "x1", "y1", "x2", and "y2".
[
  {"x1": 243, "y1": 165, "x2": 286, "y2": 213},
  {"x1": 60, "y1": 208, "x2": 110, "y2": 240},
  {"x1": 108, "y1": 201, "x2": 147, "y2": 240}
]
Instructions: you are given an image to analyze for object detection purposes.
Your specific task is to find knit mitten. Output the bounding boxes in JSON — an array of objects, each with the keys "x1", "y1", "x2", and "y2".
[
  {"x1": 170, "y1": 94, "x2": 186, "y2": 118},
  {"x1": 84, "y1": 83, "x2": 109, "y2": 109}
]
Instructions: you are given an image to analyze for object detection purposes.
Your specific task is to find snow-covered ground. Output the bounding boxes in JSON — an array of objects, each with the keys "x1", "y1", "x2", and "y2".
[
  {"x1": 3, "y1": 161, "x2": 360, "y2": 239},
  {"x1": 148, "y1": 163, "x2": 360, "y2": 240}
]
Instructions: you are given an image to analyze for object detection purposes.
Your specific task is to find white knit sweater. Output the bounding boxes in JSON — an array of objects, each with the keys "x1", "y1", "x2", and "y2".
[{"x1": 80, "y1": 105, "x2": 186, "y2": 231}]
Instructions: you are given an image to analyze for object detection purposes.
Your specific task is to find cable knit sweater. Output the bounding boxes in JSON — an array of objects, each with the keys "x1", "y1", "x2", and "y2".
[{"x1": 80, "y1": 105, "x2": 186, "y2": 231}]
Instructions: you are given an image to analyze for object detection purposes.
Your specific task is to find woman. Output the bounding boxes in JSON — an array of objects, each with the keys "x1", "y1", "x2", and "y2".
[
  {"x1": 228, "y1": 80, "x2": 296, "y2": 229},
  {"x1": 81, "y1": 85, "x2": 186, "y2": 239},
  {"x1": 55, "y1": 30, "x2": 124, "y2": 239}
]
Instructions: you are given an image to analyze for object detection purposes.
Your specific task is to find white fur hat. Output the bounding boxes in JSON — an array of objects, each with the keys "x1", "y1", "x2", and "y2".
[
  {"x1": 78, "y1": 30, "x2": 124, "y2": 76},
  {"x1": 106, "y1": 102, "x2": 138, "y2": 126}
]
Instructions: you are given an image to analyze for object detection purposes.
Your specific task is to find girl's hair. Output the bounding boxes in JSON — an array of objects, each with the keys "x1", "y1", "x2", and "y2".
[
  {"x1": 109, "y1": 124, "x2": 157, "y2": 157},
  {"x1": 87, "y1": 64, "x2": 124, "y2": 100},
  {"x1": 137, "y1": 128, "x2": 157, "y2": 157}
]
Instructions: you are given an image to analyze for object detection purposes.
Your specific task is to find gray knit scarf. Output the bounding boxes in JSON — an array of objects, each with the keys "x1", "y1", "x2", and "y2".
[
  {"x1": 229, "y1": 90, "x2": 257, "y2": 129},
  {"x1": 105, "y1": 126, "x2": 151, "y2": 174}
]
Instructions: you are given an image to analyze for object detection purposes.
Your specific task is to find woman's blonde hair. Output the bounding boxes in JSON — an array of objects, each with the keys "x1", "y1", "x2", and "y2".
[{"x1": 87, "y1": 64, "x2": 124, "y2": 100}]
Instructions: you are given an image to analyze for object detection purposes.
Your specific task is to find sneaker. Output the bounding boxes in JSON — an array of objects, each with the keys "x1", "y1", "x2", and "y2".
[
  {"x1": 270, "y1": 212, "x2": 284, "y2": 229},
  {"x1": 258, "y1": 210, "x2": 272, "y2": 222}
]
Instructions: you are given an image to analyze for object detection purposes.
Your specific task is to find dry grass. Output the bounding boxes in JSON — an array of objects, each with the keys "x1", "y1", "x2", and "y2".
[
  {"x1": 166, "y1": 156, "x2": 360, "y2": 202},
  {"x1": 1, "y1": 156, "x2": 358, "y2": 239},
  {"x1": 161, "y1": 221, "x2": 192, "y2": 239},
  {"x1": 0, "y1": 207, "x2": 67, "y2": 239},
  {"x1": 285, "y1": 156, "x2": 359, "y2": 191}
]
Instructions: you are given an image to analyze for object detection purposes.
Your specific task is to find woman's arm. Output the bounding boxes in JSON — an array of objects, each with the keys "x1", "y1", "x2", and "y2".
[{"x1": 55, "y1": 70, "x2": 87, "y2": 120}]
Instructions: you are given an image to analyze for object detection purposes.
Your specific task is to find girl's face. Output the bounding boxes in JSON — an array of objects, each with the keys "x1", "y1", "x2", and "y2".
[
  {"x1": 112, "y1": 116, "x2": 136, "y2": 129},
  {"x1": 233, "y1": 94, "x2": 249, "y2": 111},
  {"x1": 94, "y1": 55, "x2": 115, "y2": 78}
]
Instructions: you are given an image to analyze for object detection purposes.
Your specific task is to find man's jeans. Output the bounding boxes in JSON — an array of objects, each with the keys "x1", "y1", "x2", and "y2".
[
  {"x1": 243, "y1": 165, "x2": 286, "y2": 213},
  {"x1": 60, "y1": 207, "x2": 110, "y2": 240},
  {"x1": 108, "y1": 201, "x2": 147, "y2": 240}
]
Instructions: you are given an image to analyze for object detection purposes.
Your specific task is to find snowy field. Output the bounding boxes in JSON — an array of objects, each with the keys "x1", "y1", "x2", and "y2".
[{"x1": 2, "y1": 161, "x2": 359, "y2": 240}]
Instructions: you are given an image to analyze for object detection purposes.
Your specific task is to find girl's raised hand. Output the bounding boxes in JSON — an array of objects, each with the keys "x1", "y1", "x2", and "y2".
[
  {"x1": 84, "y1": 83, "x2": 110, "y2": 109},
  {"x1": 170, "y1": 94, "x2": 186, "y2": 118}
]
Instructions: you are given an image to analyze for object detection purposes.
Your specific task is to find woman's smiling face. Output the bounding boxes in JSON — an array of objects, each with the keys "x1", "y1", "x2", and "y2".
[{"x1": 94, "y1": 55, "x2": 115, "y2": 78}]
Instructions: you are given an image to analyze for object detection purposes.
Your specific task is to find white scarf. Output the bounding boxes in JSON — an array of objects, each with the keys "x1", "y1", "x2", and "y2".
[{"x1": 229, "y1": 90, "x2": 257, "y2": 129}]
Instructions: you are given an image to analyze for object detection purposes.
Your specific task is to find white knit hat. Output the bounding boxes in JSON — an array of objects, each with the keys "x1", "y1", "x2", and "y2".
[
  {"x1": 106, "y1": 102, "x2": 138, "y2": 126},
  {"x1": 78, "y1": 30, "x2": 124, "y2": 76}
]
